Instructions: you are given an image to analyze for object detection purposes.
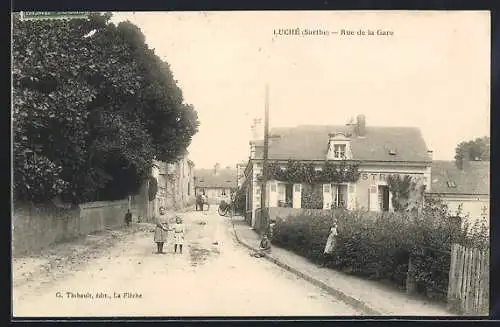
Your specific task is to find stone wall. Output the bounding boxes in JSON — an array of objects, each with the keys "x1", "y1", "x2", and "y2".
[{"x1": 12, "y1": 199, "x2": 131, "y2": 256}]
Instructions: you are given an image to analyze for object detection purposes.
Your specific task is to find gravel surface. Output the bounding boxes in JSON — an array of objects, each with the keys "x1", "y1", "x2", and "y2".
[{"x1": 12, "y1": 210, "x2": 361, "y2": 317}]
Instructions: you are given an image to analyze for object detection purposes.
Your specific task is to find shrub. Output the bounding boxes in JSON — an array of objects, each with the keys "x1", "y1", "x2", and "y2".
[{"x1": 271, "y1": 202, "x2": 472, "y2": 302}]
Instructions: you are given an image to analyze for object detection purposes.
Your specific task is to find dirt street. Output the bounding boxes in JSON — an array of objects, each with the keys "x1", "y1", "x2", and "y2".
[{"x1": 12, "y1": 209, "x2": 361, "y2": 317}]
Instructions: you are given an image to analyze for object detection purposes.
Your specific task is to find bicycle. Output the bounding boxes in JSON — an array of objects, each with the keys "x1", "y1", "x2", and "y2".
[{"x1": 218, "y1": 200, "x2": 233, "y2": 217}]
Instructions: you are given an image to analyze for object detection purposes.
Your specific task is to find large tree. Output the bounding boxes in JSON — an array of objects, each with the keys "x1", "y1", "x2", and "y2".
[
  {"x1": 12, "y1": 13, "x2": 199, "y2": 204},
  {"x1": 454, "y1": 136, "x2": 490, "y2": 163}
]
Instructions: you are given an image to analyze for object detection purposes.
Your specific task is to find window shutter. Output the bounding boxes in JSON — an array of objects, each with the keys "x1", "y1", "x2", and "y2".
[
  {"x1": 323, "y1": 184, "x2": 332, "y2": 209},
  {"x1": 293, "y1": 184, "x2": 301, "y2": 208}
]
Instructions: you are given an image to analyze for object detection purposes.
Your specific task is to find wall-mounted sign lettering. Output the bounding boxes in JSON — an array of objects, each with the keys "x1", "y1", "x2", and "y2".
[{"x1": 362, "y1": 172, "x2": 425, "y2": 183}]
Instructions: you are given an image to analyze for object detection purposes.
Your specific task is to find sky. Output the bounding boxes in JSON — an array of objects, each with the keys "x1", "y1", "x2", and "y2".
[{"x1": 111, "y1": 11, "x2": 490, "y2": 169}]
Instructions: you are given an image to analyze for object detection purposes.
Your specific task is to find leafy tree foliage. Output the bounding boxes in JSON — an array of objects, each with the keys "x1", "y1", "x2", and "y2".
[
  {"x1": 387, "y1": 174, "x2": 426, "y2": 212},
  {"x1": 12, "y1": 13, "x2": 199, "y2": 204},
  {"x1": 454, "y1": 136, "x2": 490, "y2": 163}
]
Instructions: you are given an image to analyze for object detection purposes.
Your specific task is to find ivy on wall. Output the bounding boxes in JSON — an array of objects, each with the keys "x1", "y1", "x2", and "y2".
[
  {"x1": 257, "y1": 160, "x2": 361, "y2": 184},
  {"x1": 148, "y1": 177, "x2": 158, "y2": 201}
]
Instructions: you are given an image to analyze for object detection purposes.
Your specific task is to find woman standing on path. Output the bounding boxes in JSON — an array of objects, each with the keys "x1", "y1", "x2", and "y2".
[
  {"x1": 320, "y1": 222, "x2": 338, "y2": 267},
  {"x1": 154, "y1": 207, "x2": 169, "y2": 254},
  {"x1": 172, "y1": 216, "x2": 185, "y2": 254}
]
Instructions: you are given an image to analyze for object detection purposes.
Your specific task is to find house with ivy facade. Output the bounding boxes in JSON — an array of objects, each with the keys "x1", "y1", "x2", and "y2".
[{"x1": 240, "y1": 114, "x2": 434, "y2": 228}]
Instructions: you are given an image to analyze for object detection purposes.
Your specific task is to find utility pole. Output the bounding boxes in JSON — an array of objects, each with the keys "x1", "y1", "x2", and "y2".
[{"x1": 260, "y1": 84, "x2": 270, "y2": 234}]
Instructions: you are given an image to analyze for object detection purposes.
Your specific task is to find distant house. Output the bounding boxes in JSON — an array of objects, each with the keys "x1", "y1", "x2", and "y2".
[
  {"x1": 427, "y1": 159, "x2": 490, "y2": 227},
  {"x1": 240, "y1": 114, "x2": 434, "y2": 227},
  {"x1": 134, "y1": 154, "x2": 195, "y2": 220},
  {"x1": 194, "y1": 163, "x2": 238, "y2": 205}
]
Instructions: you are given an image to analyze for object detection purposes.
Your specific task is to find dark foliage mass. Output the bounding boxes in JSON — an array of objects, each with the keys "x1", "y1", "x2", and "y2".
[
  {"x1": 272, "y1": 197, "x2": 488, "y2": 302},
  {"x1": 12, "y1": 13, "x2": 199, "y2": 204},
  {"x1": 455, "y1": 137, "x2": 490, "y2": 162}
]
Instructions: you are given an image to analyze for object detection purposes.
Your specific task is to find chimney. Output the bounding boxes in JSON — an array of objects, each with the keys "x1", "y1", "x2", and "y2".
[
  {"x1": 214, "y1": 163, "x2": 221, "y2": 175},
  {"x1": 427, "y1": 150, "x2": 433, "y2": 161},
  {"x1": 356, "y1": 114, "x2": 366, "y2": 137},
  {"x1": 345, "y1": 117, "x2": 356, "y2": 137},
  {"x1": 251, "y1": 117, "x2": 264, "y2": 141}
]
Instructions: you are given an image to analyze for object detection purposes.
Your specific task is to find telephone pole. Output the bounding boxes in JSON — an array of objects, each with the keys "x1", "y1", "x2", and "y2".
[{"x1": 260, "y1": 84, "x2": 270, "y2": 232}]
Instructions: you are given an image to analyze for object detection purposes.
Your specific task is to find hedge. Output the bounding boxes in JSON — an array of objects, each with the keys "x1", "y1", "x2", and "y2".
[{"x1": 271, "y1": 202, "x2": 486, "y2": 302}]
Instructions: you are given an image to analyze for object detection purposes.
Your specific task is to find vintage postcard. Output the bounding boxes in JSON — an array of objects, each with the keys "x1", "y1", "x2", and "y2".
[{"x1": 11, "y1": 10, "x2": 490, "y2": 318}]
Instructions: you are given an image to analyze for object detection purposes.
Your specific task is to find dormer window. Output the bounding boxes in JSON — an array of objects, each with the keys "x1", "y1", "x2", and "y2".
[
  {"x1": 388, "y1": 148, "x2": 397, "y2": 156},
  {"x1": 334, "y1": 144, "x2": 346, "y2": 159},
  {"x1": 447, "y1": 181, "x2": 457, "y2": 188},
  {"x1": 327, "y1": 132, "x2": 351, "y2": 160}
]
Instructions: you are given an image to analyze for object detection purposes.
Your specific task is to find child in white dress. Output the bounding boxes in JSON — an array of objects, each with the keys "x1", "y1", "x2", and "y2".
[
  {"x1": 172, "y1": 216, "x2": 185, "y2": 254},
  {"x1": 320, "y1": 222, "x2": 338, "y2": 267}
]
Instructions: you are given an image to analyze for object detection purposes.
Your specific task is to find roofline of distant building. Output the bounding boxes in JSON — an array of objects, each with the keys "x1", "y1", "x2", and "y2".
[{"x1": 248, "y1": 158, "x2": 432, "y2": 165}]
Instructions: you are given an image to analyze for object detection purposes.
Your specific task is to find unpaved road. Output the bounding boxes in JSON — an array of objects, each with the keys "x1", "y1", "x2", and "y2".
[{"x1": 12, "y1": 209, "x2": 361, "y2": 317}]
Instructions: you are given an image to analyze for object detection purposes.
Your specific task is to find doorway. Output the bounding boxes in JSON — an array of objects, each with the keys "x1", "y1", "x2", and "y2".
[
  {"x1": 285, "y1": 184, "x2": 293, "y2": 207},
  {"x1": 378, "y1": 185, "x2": 390, "y2": 211}
]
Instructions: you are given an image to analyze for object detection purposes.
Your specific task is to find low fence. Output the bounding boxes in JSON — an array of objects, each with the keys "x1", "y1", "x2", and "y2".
[
  {"x1": 12, "y1": 199, "x2": 131, "y2": 256},
  {"x1": 447, "y1": 243, "x2": 489, "y2": 315}
]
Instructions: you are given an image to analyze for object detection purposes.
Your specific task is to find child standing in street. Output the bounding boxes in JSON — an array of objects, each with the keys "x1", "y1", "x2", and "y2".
[
  {"x1": 172, "y1": 216, "x2": 185, "y2": 254},
  {"x1": 153, "y1": 207, "x2": 168, "y2": 254}
]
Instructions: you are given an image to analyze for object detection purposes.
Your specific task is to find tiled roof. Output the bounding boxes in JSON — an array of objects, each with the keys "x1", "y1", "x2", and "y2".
[
  {"x1": 253, "y1": 125, "x2": 431, "y2": 163},
  {"x1": 194, "y1": 168, "x2": 237, "y2": 188},
  {"x1": 429, "y1": 160, "x2": 490, "y2": 195}
]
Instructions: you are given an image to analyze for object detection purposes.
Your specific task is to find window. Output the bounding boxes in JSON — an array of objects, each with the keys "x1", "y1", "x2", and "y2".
[
  {"x1": 447, "y1": 181, "x2": 457, "y2": 188},
  {"x1": 334, "y1": 144, "x2": 346, "y2": 159},
  {"x1": 332, "y1": 184, "x2": 348, "y2": 208},
  {"x1": 221, "y1": 189, "x2": 226, "y2": 196}
]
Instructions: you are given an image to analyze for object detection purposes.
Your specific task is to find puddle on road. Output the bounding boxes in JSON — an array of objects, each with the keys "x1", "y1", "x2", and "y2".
[{"x1": 189, "y1": 242, "x2": 220, "y2": 267}]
